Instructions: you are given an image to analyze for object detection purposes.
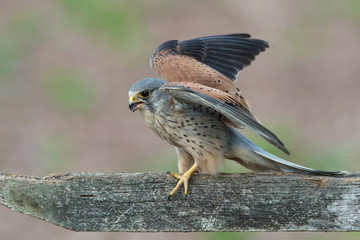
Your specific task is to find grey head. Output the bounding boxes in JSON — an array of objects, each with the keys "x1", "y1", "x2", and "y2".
[{"x1": 128, "y1": 78, "x2": 168, "y2": 113}]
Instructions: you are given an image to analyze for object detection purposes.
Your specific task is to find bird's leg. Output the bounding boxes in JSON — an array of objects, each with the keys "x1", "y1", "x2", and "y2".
[{"x1": 168, "y1": 163, "x2": 198, "y2": 197}]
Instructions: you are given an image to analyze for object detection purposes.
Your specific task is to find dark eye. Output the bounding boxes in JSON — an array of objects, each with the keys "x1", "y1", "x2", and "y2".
[{"x1": 139, "y1": 90, "x2": 150, "y2": 99}]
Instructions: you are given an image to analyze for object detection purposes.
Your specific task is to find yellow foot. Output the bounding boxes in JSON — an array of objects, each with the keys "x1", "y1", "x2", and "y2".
[{"x1": 167, "y1": 163, "x2": 198, "y2": 199}]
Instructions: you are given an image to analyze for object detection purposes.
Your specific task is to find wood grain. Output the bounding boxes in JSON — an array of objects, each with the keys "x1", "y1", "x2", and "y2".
[{"x1": 0, "y1": 172, "x2": 359, "y2": 232}]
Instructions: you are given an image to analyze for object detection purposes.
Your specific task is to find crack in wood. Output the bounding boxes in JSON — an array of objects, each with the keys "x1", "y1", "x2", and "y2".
[{"x1": 0, "y1": 172, "x2": 359, "y2": 232}]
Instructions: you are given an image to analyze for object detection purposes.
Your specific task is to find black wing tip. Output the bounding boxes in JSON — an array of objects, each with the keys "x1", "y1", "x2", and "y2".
[
  {"x1": 210, "y1": 33, "x2": 252, "y2": 38},
  {"x1": 279, "y1": 145, "x2": 290, "y2": 155},
  {"x1": 154, "y1": 33, "x2": 269, "y2": 54},
  {"x1": 257, "y1": 125, "x2": 290, "y2": 155},
  {"x1": 154, "y1": 39, "x2": 179, "y2": 55},
  {"x1": 264, "y1": 134, "x2": 290, "y2": 155},
  {"x1": 178, "y1": 39, "x2": 207, "y2": 62},
  {"x1": 153, "y1": 33, "x2": 269, "y2": 82},
  {"x1": 197, "y1": 33, "x2": 269, "y2": 80},
  {"x1": 199, "y1": 33, "x2": 269, "y2": 47},
  {"x1": 200, "y1": 33, "x2": 251, "y2": 38}
]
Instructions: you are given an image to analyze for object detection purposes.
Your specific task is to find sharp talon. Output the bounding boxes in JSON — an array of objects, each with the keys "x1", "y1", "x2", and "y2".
[
  {"x1": 167, "y1": 195, "x2": 171, "y2": 201},
  {"x1": 166, "y1": 171, "x2": 171, "y2": 174}
]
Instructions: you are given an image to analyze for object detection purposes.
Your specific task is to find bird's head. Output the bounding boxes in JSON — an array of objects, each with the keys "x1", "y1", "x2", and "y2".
[{"x1": 128, "y1": 78, "x2": 168, "y2": 113}]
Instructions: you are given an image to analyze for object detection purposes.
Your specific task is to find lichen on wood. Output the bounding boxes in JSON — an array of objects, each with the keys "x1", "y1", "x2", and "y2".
[{"x1": 0, "y1": 172, "x2": 359, "y2": 232}]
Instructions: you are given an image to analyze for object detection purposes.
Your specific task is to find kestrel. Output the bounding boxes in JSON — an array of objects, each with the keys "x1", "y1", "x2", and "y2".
[{"x1": 128, "y1": 33, "x2": 344, "y2": 197}]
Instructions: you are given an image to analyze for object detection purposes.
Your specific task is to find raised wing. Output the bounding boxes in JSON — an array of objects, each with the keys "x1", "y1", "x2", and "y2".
[
  {"x1": 160, "y1": 82, "x2": 289, "y2": 155},
  {"x1": 150, "y1": 33, "x2": 268, "y2": 82},
  {"x1": 150, "y1": 33, "x2": 268, "y2": 122}
]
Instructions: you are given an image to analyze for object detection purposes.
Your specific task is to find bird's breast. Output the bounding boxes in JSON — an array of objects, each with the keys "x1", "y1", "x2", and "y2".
[{"x1": 147, "y1": 107, "x2": 231, "y2": 156}]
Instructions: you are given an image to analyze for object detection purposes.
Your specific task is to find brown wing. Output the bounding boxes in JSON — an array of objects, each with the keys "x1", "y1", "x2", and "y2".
[
  {"x1": 160, "y1": 82, "x2": 289, "y2": 155},
  {"x1": 163, "y1": 82, "x2": 255, "y2": 122},
  {"x1": 150, "y1": 33, "x2": 268, "y2": 82},
  {"x1": 150, "y1": 33, "x2": 268, "y2": 122}
]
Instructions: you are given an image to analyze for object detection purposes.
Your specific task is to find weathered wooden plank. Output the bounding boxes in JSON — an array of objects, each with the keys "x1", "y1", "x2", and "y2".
[{"x1": 0, "y1": 172, "x2": 359, "y2": 232}]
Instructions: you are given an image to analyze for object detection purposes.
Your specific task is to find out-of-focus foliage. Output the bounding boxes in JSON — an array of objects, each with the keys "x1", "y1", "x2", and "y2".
[
  {"x1": 0, "y1": 13, "x2": 41, "y2": 79},
  {"x1": 345, "y1": 0, "x2": 360, "y2": 20},
  {"x1": 57, "y1": 0, "x2": 146, "y2": 60},
  {"x1": 133, "y1": 151, "x2": 178, "y2": 173},
  {"x1": 44, "y1": 70, "x2": 97, "y2": 113},
  {"x1": 38, "y1": 135, "x2": 73, "y2": 172}
]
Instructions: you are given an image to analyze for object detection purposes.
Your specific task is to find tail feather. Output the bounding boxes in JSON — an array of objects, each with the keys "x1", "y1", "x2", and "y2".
[
  {"x1": 252, "y1": 150, "x2": 346, "y2": 176},
  {"x1": 226, "y1": 127, "x2": 348, "y2": 176}
]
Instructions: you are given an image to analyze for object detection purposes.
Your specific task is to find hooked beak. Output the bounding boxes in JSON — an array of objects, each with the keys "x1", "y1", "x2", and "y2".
[{"x1": 128, "y1": 96, "x2": 145, "y2": 112}]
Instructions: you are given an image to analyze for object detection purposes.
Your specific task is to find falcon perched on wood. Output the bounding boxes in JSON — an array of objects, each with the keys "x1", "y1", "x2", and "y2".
[{"x1": 128, "y1": 33, "x2": 344, "y2": 197}]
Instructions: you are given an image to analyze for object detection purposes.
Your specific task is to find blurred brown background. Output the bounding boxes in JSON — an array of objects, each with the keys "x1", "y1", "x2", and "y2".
[{"x1": 0, "y1": 0, "x2": 359, "y2": 239}]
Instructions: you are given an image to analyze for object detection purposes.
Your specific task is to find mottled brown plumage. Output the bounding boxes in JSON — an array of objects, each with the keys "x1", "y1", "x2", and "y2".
[
  {"x1": 150, "y1": 34, "x2": 269, "y2": 120},
  {"x1": 149, "y1": 34, "x2": 288, "y2": 153},
  {"x1": 161, "y1": 82, "x2": 253, "y2": 128},
  {"x1": 150, "y1": 40, "x2": 255, "y2": 118},
  {"x1": 128, "y1": 34, "x2": 345, "y2": 197}
]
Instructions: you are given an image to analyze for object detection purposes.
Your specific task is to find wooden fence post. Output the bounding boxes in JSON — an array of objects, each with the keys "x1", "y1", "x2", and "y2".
[{"x1": 0, "y1": 172, "x2": 359, "y2": 232}]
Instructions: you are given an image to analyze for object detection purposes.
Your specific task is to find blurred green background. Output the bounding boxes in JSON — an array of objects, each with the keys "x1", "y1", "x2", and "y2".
[{"x1": 0, "y1": 0, "x2": 359, "y2": 239}]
